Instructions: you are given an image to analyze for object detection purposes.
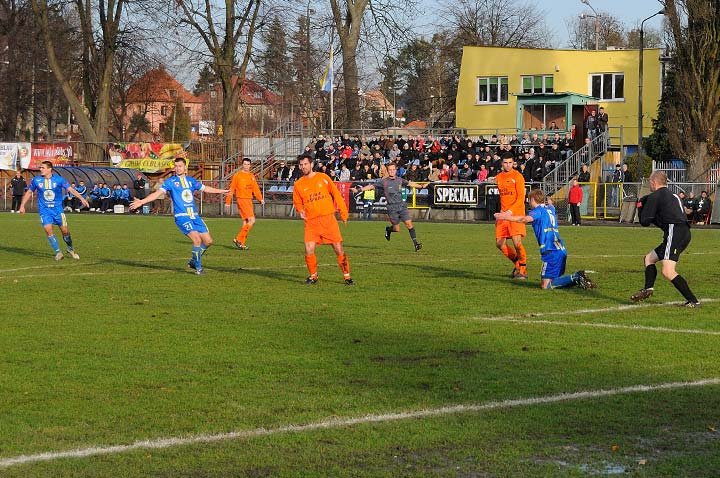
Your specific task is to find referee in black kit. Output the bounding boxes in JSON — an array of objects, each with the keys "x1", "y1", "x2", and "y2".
[{"x1": 631, "y1": 171, "x2": 700, "y2": 307}]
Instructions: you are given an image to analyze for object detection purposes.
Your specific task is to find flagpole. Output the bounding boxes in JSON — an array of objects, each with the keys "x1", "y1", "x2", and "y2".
[{"x1": 329, "y1": 43, "x2": 334, "y2": 132}]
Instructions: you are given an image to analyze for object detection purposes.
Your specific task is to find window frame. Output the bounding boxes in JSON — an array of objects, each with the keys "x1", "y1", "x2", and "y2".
[
  {"x1": 476, "y1": 76, "x2": 509, "y2": 105},
  {"x1": 521, "y1": 75, "x2": 554, "y2": 94},
  {"x1": 589, "y1": 73, "x2": 625, "y2": 101}
]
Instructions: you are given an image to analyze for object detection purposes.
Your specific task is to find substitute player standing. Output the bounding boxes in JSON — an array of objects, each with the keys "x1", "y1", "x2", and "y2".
[
  {"x1": 495, "y1": 189, "x2": 596, "y2": 289},
  {"x1": 19, "y1": 161, "x2": 89, "y2": 260},
  {"x1": 494, "y1": 153, "x2": 528, "y2": 278},
  {"x1": 292, "y1": 154, "x2": 353, "y2": 285},
  {"x1": 224, "y1": 157, "x2": 264, "y2": 250},
  {"x1": 352, "y1": 162, "x2": 425, "y2": 251},
  {"x1": 129, "y1": 157, "x2": 230, "y2": 275},
  {"x1": 631, "y1": 171, "x2": 700, "y2": 307}
]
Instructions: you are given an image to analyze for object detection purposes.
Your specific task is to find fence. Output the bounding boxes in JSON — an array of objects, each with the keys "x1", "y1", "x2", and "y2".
[{"x1": 3, "y1": 176, "x2": 716, "y2": 224}]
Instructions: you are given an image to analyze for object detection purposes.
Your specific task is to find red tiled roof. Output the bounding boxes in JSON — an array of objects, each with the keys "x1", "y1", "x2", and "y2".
[{"x1": 127, "y1": 67, "x2": 202, "y2": 104}]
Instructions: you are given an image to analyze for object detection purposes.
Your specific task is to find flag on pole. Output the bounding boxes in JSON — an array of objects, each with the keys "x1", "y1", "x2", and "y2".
[{"x1": 320, "y1": 49, "x2": 333, "y2": 92}]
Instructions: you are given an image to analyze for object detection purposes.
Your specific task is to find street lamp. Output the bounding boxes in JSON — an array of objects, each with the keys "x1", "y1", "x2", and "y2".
[
  {"x1": 637, "y1": 8, "x2": 665, "y2": 171},
  {"x1": 305, "y1": 1, "x2": 315, "y2": 132},
  {"x1": 580, "y1": 0, "x2": 599, "y2": 50}
]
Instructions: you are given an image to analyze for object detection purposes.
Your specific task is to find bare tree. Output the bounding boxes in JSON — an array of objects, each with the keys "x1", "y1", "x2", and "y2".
[
  {"x1": 172, "y1": 0, "x2": 263, "y2": 147},
  {"x1": 662, "y1": 0, "x2": 720, "y2": 180},
  {"x1": 30, "y1": 0, "x2": 129, "y2": 159},
  {"x1": 566, "y1": 11, "x2": 626, "y2": 50}
]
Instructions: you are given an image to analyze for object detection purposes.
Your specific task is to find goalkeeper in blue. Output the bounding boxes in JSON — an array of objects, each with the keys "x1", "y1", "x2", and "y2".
[
  {"x1": 494, "y1": 189, "x2": 596, "y2": 290},
  {"x1": 19, "y1": 161, "x2": 89, "y2": 260},
  {"x1": 129, "y1": 156, "x2": 229, "y2": 275}
]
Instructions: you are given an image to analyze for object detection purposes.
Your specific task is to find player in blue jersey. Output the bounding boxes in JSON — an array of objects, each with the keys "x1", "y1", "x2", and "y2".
[
  {"x1": 129, "y1": 157, "x2": 230, "y2": 275},
  {"x1": 494, "y1": 189, "x2": 596, "y2": 290},
  {"x1": 18, "y1": 161, "x2": 90, "y2": 261}
]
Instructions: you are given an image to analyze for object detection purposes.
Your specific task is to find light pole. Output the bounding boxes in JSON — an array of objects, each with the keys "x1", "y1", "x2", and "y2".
[
  {"x1": 638, "y1": 9, "x2": 665, "y2": 170},
  {"x1": 580, "y1": 0, "x2": 599, "y2": 50},
  {"x1": 305, "y1": 1, "x2": 315, "y2": 132}
]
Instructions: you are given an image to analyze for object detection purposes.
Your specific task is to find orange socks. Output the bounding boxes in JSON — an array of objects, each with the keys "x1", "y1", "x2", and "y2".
[
  {"x1": 500, "y1": 244, "x2": 518, "y2": 263},
  {"x1": 515, "y1": 244, "x2": 527, "y2": 274},
  {"x1": 236, "y1": 224, "x2": 252, "y2": 245},
  {"x1": 305, "y1": 254, "x2": 318, "y2": 277},
  {"x1": 337, "y1": 253, "x2": 351, "y2": 278}
]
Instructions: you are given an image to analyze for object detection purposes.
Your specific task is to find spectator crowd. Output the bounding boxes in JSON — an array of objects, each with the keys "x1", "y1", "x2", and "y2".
[{"x1": 271, "y1": 132, "x2": 584, "y2": 184}]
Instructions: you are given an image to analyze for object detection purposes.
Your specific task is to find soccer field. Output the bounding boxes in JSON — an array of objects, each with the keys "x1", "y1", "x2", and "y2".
[{"x1": 1, "y1": 213, "x2": 719, "y2": 477}]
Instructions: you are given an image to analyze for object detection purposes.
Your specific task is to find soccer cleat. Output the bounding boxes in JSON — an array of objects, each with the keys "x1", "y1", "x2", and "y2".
[
  {"x1": 187, "y1": 260, "x2": 197, "y2": 270},
  {"x1": 631, "y1": 288, "x2": 654, "y2": 302},
  {"x1": 54, "y1": 252, "x2": 64, "y2": 261},
  {"x1": 67, "y1": 250, "x2": 80, "y2": 260},
  {"x1": 305, "y1": 275, "x2": 318, "y2": 285},
  {"x1": 344, "y1": 278, "x2": 355, "y2": 286},
  {"x1": 195, "y1": 268, "x2": 205, "y2": 275},
  {"x1": 385, "y1": 227, "x2": 392, "y2": 241},
  {"x1": 575, "y1": 270, "x2": 596, "y2": 289},
  {"x1": 513, "y1": 273, "x2": 528, "y2": 280},
  {"x1": 414, "y1": 242, "x2": 423, "y2": 252},
  {"x1": 232, "y1": 239, "x2": 248, "y2": 250},
  {"x1": 682, "y1": 300, "x2": 701, "y2": 308}
]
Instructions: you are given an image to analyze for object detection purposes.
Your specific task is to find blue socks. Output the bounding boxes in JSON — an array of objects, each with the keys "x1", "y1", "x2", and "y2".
[
  {"x1": 62, "y1": 234, "x2": 74, "y2": 250},
  {"x1": 550, "y1": 274, "x2": 575, "y2": 289},
  {"x1": 47, "y1": 235, "x2": 60, "y2": 253},
  {"x1": 191, "y1": 246, "x2": 203, "y2": 269},
  {"x1": 200, "y1": 244, "x2": 208, "y2": 255}
]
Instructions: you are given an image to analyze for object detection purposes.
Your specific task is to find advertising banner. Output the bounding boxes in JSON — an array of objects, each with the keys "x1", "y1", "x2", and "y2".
[
  {"x1": 0, "y1": 143, "x2": 33, "y2": 170},
  {"x1": 28, "y1": 143, "x2": 73, "y2": 169},
  {"x1": 108, "y1": 143, "x2": 187, "y2": 172},
  {"x1": 430, "y1": 183, "x2": 481, "y2": 208}
]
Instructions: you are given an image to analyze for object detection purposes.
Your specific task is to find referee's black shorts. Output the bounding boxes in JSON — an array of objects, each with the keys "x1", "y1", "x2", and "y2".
[{"x1": 654, "y1": 223, "x2": 691, "y2": 262}]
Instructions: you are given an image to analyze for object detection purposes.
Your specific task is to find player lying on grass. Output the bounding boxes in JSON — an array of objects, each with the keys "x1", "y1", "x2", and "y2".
[{"x1": 494, "y1": 189, "x2": 596, "y2": 290}]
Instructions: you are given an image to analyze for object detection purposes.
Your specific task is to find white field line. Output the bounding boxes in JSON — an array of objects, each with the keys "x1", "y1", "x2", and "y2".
[
  {"x1": 464, "y1": 299, "x2": 720, "y2": 336},
  {"x1": 1, "y1": 378, "x2": 719, "y2": 469}
]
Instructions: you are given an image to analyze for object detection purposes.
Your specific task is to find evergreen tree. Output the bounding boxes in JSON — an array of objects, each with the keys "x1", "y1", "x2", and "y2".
[
  {"x1": 163, "y1": 98, "x2": 191, "y2": 142},
  {"x1": 644, "y1": 67, "x2": 676, "y2": 165},
  {"x1": 193, "y1": 64, "x2": 218, "y2": 96},
  {"x1": 257, "y1": 16, "x2": 291, "y2": 94}
]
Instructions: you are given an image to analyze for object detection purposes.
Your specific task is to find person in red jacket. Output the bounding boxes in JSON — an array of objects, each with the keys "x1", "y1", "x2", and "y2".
[{"x1": 568, "y1": 178, "x2": 583, "y2": 226}]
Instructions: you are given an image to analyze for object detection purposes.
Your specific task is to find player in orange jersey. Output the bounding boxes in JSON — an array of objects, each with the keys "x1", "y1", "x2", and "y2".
[
  {"x1": 292, "y1": 154, "x2": 353, "y2": 285},
  {"x1": 494, "y1": 153, "x2": 528, "y2": 278},
  {"x1": 224, "y1": 158, "x2": 264, "y2": 250}
]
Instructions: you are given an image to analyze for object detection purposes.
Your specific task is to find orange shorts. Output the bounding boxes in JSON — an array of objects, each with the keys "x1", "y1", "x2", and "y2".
[
  {"x1": 304, "y1": 214, "x2": 343, "y2": 244},
  {"x1": 495, "y1": 219, "x2": 526, "y2": 239},
  {"x1": 237, "y1": 199, "x2": 255, "y2": 219}
]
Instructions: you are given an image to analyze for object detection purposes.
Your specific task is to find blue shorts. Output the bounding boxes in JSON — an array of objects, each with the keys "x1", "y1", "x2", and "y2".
[
  {"x1": 540, "y1": 249, "x2": 567, "y2": 280},
  {"x1": 39, "y1": 210, "x2": 67, "y2": 228},
  {"x1": 174, "y1": 216, "x2": 209, "y2": 235}
]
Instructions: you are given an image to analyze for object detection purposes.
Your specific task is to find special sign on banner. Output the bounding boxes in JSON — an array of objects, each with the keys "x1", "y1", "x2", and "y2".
[{"x1": 430, "y1": 183, "x2": 480, "y2": 208}]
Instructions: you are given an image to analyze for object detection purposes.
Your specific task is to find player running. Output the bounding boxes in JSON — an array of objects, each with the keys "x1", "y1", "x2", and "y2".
[
  {"x1": 494, "y1": 153, "x2": 528, "y2": 278},
  {"x1": 19, "y1": 161, "x2": 89, "y2": 260},
  {"x1": 352, "y1": 162, "x2": 425, "y2": 251},
  {"x1": 494, "y1": 189, "x2": 596, "y2": 290},
  {"x1": 292, "y1": 154, "x2": 353, "y2": 285},
  {"x1": 129, "y1": 157, "x2": 230, "y2": 275},
  {"x1": 224, "y1": 157, "x2": 264, "y2": 250}
]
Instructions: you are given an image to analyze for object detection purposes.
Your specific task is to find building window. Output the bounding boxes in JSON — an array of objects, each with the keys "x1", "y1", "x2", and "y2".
[
  {"x1": 521, "y1": 75, "x2": 553, "y2": 94},
  {"x1": 477, "y1": 76, "x2": 508, "y2": 104},
  {"x1": 159, "y1": 123, "x2": 166, "y2": 133},
  {"x1": 590, "y1": 73, "x2": 624, "y2": 100},
  {"x1": 185, "y1": 107, "x2": 191, "y2": 114},
  {"x1": 161, "y1": 106, "x2": 169, "y2": 116},
  {"x1": 210, "y1": 91, "x2": 217, "y2": 98},
  {"x1": 169, "y1": 89, "x2": 177, "y2": 98}
]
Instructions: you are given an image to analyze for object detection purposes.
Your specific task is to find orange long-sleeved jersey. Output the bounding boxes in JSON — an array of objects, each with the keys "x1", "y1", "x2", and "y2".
[
  {"x1": 292, "y1": 172, "x2": 348, "y2": 221},
  {"x1": 225, "y1": 171, "x2": 263, "y2": 205},
  {"x1": 496, "y1": 168, "x2": 526, "y2": 215}
]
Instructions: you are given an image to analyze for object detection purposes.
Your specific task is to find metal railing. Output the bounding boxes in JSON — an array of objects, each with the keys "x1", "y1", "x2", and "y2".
[{"x1": 542, "y1": 131, "x2": 609, "y2": 185}]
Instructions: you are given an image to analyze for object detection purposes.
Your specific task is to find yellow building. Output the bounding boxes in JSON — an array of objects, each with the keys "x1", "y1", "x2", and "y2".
[{"x1": 455, "y1": 46, "x2": 663, "y2": 146}]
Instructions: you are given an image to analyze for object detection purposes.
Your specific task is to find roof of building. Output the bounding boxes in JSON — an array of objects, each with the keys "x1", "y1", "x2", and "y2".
[{"x1": 127, "y1": 67, "x2": 202, "y2": 104}]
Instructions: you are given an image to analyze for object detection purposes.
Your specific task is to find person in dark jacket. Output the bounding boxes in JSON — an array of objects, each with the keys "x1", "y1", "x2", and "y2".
[
  {"x1": 631, "y1": 171, "x2": 700, "y2": 307},
  {"x1": 9, "y1": 171, "x2": 26, "y2": 213}
]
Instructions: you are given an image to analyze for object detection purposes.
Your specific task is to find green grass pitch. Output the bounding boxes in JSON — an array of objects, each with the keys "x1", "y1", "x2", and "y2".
[{"x1": 1, "y1": 213, "x2": 719, "y2": 477}]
